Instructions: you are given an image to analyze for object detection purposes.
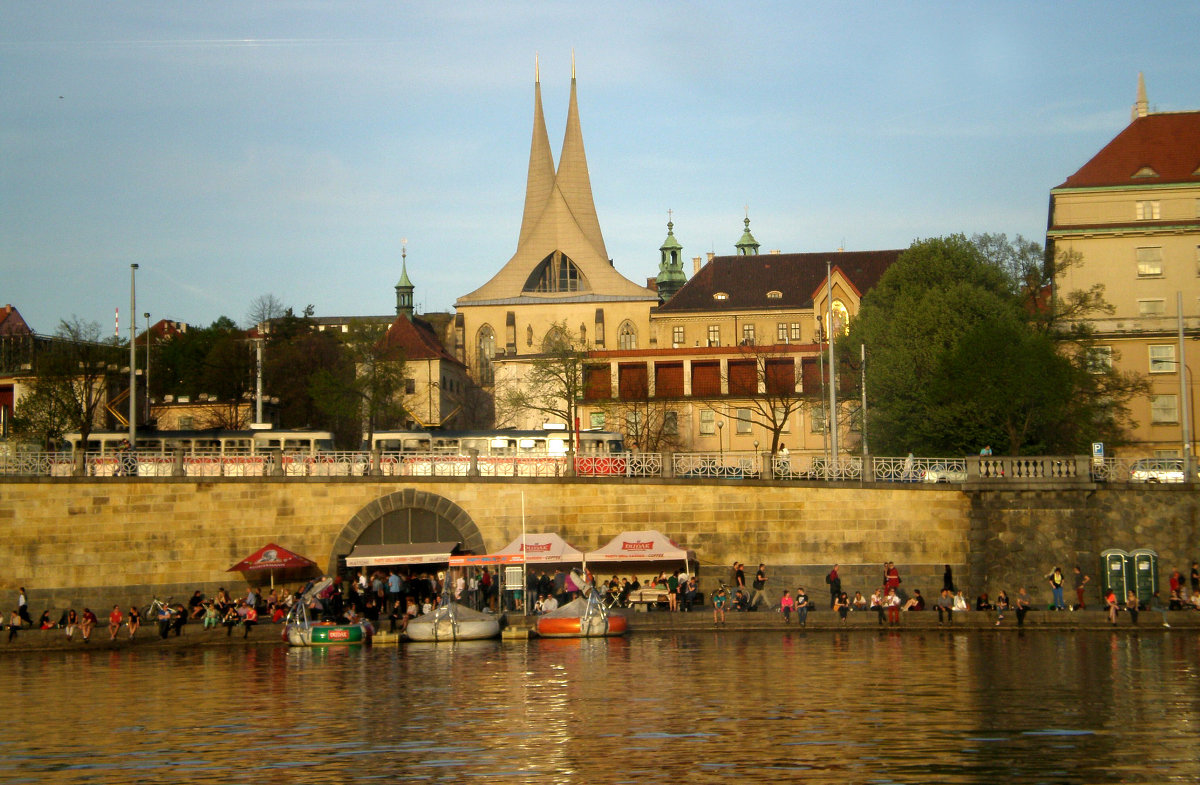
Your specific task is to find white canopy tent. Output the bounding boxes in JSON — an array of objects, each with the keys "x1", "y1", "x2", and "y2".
[
  {"x1": 584, "y1": 530, "x2": 696, "y2": 576},
  {"x1": 493, "y1": 532, "x2": 585, "y2": 564}
]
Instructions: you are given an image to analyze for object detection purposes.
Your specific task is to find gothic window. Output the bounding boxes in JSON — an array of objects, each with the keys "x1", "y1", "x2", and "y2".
[
  {"x1": 477, "y1": 325, "x2": 496, "y2": 385},
  {"x1": 542, "y1": 325, "x2": 570, "y2": 352},
  {"x1": 523, "y1": 251, "x2": 588, "y2": 293},
  {"x1": 618, "y1": 321, "x2": 637, "y2": 350}
]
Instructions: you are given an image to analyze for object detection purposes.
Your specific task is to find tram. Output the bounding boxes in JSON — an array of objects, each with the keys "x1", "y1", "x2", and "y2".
[
  {"x1": 365, "y1": 427, "x2": 628, "y2": 477},
  {"x1": 63, "y1": 429, "x2": 334, "y2": 457}
]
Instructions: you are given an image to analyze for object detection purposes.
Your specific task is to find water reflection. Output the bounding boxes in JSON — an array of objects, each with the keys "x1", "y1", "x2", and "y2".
[{"x1": 6, "y1": 631, "x2": 1200, "y2": 783}]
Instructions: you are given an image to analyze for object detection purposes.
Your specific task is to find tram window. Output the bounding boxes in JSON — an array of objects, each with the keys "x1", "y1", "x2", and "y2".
[
  {"x1": 225, "y1": 439, "x2": 251, "y2": 454},
  {"x1": 460, "y1": 438, "x2": 487, "y2": 453},
  {"x1": 548, "y1": 438, "x2": 568, "y2": 455},
  {"x1": 315, "y1": 439, "x2": 333, "y2": 452},
  {"x1": 606, "y1": 440, "x2": 624, "y2": 453},
  {"x1": 403, "y1": 438, "x2": 431, "y2": 452},
  {"x1": 517, "y1": 438, "x2": 538, "y2": 452}
]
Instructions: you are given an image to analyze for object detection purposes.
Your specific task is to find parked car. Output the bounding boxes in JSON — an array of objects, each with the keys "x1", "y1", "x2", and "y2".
[
  {"x1": 923, "y1": 463, "x2": 967, "y2": 483},
  {"x1": 1128, "y1": 458, "x2": 1193, "y2": 484}
]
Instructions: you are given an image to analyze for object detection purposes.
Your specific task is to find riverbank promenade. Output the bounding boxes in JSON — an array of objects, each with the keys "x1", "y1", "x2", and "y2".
[{"x1": 5, "y1": 608, "x2": 1197, "y2": 654}]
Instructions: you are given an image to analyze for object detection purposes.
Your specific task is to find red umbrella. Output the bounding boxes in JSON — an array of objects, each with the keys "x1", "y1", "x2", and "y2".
[{"x1": 227, "y1": 543, "x2": 318, "y2": 588}]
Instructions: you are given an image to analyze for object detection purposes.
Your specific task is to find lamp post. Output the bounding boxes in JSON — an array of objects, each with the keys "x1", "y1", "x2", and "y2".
[
  {"x1": 144, "y1": 313, "x2": 151, "y2": 422},
  {"x1": 717, "y1": 420, "x2": 724, "y2": 469},
  {"x1": 826, "y1": 260, "x2": 838, "y2": 465},
  {"x1": 129, "y1": 264, "x2": 138, "y2": 446}
]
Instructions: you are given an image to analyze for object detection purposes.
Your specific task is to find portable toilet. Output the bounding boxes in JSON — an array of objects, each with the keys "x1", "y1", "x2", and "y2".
[
  {"x1": 1127, "y1": 548, "x2": 1159, "y2": 609},
  {"x1": 1100, "y1": 549, "x2": 1129, "y2": 604}
]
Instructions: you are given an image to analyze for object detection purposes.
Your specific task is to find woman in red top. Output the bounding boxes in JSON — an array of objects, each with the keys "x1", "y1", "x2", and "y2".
[{"x1": 1105, "y1": 588, "x2": 1119, "y2": 624}]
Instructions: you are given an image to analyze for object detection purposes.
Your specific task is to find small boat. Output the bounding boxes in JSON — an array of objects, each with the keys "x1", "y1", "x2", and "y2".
[
  {"x1": 536, "y1": 576, "x2": 628, "y2": 638},
  {"x1": 405, "y1": 601, "x2": 500, "y2": 642},
  {"x1": 283, "y1": 578, "x2": 373, "y2": 646}
]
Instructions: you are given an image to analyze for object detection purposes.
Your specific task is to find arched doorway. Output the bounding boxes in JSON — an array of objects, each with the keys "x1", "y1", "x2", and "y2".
[{"x1": 328, "y1": 489, "x2": 484, "y2": 575}]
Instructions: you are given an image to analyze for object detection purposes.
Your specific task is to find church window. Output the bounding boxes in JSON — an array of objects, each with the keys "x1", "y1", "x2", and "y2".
[
  {"x1": 523, "y1": 251, "x2": 588, "y2": 293},
  {"x1": 618, "y1": 321, "x2": 637, "y2": 350},
  {"x1": 476, "y1": 325, "x2": 496, "y2": 385}
]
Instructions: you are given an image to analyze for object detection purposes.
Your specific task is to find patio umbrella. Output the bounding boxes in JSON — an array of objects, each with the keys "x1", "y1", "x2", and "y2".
[{"x1": 227, "y1": 542, "x2": 318, "y2": 589}]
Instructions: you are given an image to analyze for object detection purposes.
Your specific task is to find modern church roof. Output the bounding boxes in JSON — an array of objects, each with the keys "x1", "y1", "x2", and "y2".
[{"x1": 456, "y1": 59, "x2": 656, "y2": 307}]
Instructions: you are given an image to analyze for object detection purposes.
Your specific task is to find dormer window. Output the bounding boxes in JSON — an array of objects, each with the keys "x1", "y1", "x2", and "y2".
[
  {"x1": 1132, "y1": 166, "x2": 1159, "y2": 178},
  {"x1": 766, "y1": 290, "x2": 782, "y2": 299},
  {"x1": 713, "y1": 292, "x2": 729, "y2": 301}
]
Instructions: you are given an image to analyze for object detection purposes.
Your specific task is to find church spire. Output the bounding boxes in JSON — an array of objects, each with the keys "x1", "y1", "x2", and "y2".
[
  {"x1": 554, "y1": 56, "x2": 609, "y2": 262},
  {"x1": 656, "y1": 210, "x2": 687, "y2": 302},
  {"x1": 1131, "y1": 71, "x2": 1149, "y2": 121},
  {"x1": 518, "y1": 55, "x2": 556, "y2": 247},
  {"x1": 395, "y1": 238, "x2": 414, "y2": 319},
  {"x1": 735, "y1": 208, "x2": 760, "y2": 256}
]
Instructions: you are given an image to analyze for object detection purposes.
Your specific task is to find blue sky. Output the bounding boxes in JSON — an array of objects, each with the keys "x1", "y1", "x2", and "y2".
[{"x1": 3, "y1": 2, "x2": 1198, "y2": 334}]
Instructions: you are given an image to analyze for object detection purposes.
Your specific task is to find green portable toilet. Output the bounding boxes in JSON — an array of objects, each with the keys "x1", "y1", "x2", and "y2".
[
  {"x1": 1127, "y1": 548, "x2": 1159, "y2": 609},
  {"x1": 1100, "y1": 549, "x2": 1128, "y2": 604}
]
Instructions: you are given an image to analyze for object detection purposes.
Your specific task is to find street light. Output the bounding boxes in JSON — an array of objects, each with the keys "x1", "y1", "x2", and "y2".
[
  {"x1": 144, "y1": 313, "x2": 151, "y2": 422},
  {"x1": 716, "y1": 420, "x2": 724, "y2": 468},
  {"x1": 129, "y1": 264, "x2": 138, "y2": 447}
]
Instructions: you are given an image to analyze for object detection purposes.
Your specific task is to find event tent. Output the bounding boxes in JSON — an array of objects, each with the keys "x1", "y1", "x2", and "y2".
[
  {"x1": 493, "y1": 532, "x2": 584, "y2": 564},
  {"x1": 584, "y1": 530, "x2": 696, "y2": 575}
]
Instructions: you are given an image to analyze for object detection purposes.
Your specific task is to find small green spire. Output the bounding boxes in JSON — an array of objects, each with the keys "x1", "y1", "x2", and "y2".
[
  {"x1": 735, "y1": 211, "x2": 759, "y2": 256},
  {"x1": 656, "y1": 211, "x2": 687, "y2": 301},
  {"x1": 395, "y1": 239, "x2": 415, "y2": 318}
]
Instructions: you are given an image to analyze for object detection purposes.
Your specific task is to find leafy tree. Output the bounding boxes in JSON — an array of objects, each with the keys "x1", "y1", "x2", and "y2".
[
  {"x1": 13, "y1": 318, "x2": 118, "y2": 451},
  {"x1": 310, "y1": 320, "x2": 409, "y2": 448},
  {"x1": 849, "y1": 234, "x2": 1145, "y2": 456}
]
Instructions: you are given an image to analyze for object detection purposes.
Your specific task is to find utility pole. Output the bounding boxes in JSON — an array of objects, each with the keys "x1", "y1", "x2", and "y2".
[
  {"x1": 826, "y1": 260, "x2": 838, "y2": 464},
  {"x1": 129, "y1": 264, "x2": 139, "y2": 446}
]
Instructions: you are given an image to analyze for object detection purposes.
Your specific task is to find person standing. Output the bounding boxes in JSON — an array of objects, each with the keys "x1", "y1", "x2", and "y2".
[
  {"x1": 17, "y1": 587, "x2": 32, "y2": 627},
  {"x1": 884, "y1": 562, "x2": 901, "y2": 595},
  {"x1": 826, "y1": 564, "x2": 842, "y2": 609},
  {"x1": 734, "y1": 563, "x2": 746, "y2": 597},
  {"x1": 108, "y1": 605, "x2": 123, "y2": 640},
  {"x1": 1046, "y1": 567, "x2": 1066, "y2": 610},
  {"x1": 1073, "y1": 566, "x2": 1090, "y2": 610},
  {"x1": 942, "y1": 565, "x2": 956, "y2": 594},
  {"x1": 750, "y1": 563, "x2": 768, "y2": 610}
]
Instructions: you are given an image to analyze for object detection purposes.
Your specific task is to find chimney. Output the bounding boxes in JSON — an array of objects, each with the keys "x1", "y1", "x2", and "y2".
[{"x1": 693, "y1": 256, "x2": 702, "y2": 275}]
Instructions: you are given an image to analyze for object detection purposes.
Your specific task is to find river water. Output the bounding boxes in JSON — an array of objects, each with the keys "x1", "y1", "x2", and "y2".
[{"x1": 6, "y1": 630, "x2": 1199, "y2": 784}]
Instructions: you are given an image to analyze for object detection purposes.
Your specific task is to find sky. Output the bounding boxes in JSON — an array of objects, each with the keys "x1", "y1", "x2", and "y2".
[{"x1": 3, "y1": 2, "x2": 1198, "y2": 335}]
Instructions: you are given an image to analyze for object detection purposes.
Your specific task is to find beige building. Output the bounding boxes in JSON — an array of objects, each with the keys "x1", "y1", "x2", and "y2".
[
  {"x1": 453, "y1": 64, "x2": 658, "y2": 386},
  {"x1": 1047, "y1": 75, "x2": 1199, "y2": 457}
]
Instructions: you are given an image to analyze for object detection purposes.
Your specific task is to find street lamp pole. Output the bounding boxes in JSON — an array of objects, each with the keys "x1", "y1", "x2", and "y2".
[
  {"x1": 144, "y1": 312, "x2": 151, "y2": 423},
  {"x1": 1178, "y1": 292, "x2": 1193, "y2": 472},
  {"x1": 129, "y1": 264, "x2": 139, "y2": 446},
  {"x1": 717, "y1": 420, "x2": 724, "y2": 468},
  {"x1": 826, "y1": 260, "x2": 839, "y2": 464}
]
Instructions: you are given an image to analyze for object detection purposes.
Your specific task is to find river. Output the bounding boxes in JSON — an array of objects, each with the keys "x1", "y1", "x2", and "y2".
[{"x1": 6, "y1": 630, "x2": 1199, "y2": 784}]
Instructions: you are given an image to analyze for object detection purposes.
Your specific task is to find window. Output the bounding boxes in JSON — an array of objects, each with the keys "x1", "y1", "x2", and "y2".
[
  {"x1": 1149, "y1": 345, "x2": 1176, "y2": 374},
  {"x1": 707, "y1": 325, "x2": 720, "y2": 346},
  {"x1": 713, "y1": 292, "x2": 729, "y2": 301},
  {"x1": 663, "y1": 410, "x2": 678, "y2": 436},
  {"x1": 179, "y1": 416, "x2": 194, "y2": 429},
  {"x1": 1086, "y1": 346, "x2": 1112, "y2": 373},
  {"x1": 626, "y1": 410, "x2": 643, "y2": 436},
  {"x1": 476, "y1": 325, "x2": 496, "y2": 385},
  {"x1": 766, "y1": 290, "x2": 782, "y2": 299},
  {"x1": 405, "y1": 378, "x2": 416, "y2": 394},
  {"x1": 742, "y1": 324, "x2": 755, "y2": 345},
  {"x1": 736, "y1": 408, "x2": 752, "y2": 434},
  {"x1": 523, "y1": 251, "x2": 585, "y2": 292},
  {"x1": 789, "y1": 323, "x2": 802, "y2": 341},
  {"x1": 1151, "y1": 394, "x2": 1178, "y2": 424},
  {"x1": 1135, "y1": 200, "x2": 1160, "y2": 220},
  {"x1": 1136, "y1": 247, "x2": 1163, "y2": 277},
  {"x1": 810, "y1": 406, "x2": 826, "y2": 433},
  {"x1": 617, "y1": 321, "x2": 637, "y2": 351},
  {"x1": 1154, "y1": 449, "x2": 1181, "y2": 459},
  {"x1": 672, "y1": 326, "x2": 684, "y2": 347},
  {"x1": 1138, "y1": 299, "x2": 1166, "y2": 317},
  {"x1": 774, "y1": 407, "x2": 790, "y2": 433},
  {"x1": 589, "y1": 411, "x2": 606, "y2": 429},
  {"x1": 777, "y1": 323, "x2": 787, "y2": 342},
  {"x1": 700, "y1": 409, "x2": 715, "y2": 435},
  {"x1": 831, "y1": 300, "x2": 849, "y2": 335}
]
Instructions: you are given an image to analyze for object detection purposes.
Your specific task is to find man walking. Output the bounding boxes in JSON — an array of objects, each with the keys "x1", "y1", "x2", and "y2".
[
  {"x1": 1073, "y1": 565, "x2": 1090, "y2": 610},
  {"x1": 750, "y1": 563, "x2": 768, "y2": 610}
]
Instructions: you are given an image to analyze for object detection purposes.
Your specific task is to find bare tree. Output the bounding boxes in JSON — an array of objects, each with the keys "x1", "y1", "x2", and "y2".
[
  {"x1": 704, "y1": 345, "x2": 821, "y2": 455},
  {"x1": 245, "y1": 293, "x2": 287, "y2": 330},
  {"x1": 494, "y1": 320, "x2": 585, "y2": 442},
  {"x1": 14, "y1": 318, "x2": 117, "y2": 452},
  {"x1": 598, "y1": 398, "x2": 685, "y2": 452}
]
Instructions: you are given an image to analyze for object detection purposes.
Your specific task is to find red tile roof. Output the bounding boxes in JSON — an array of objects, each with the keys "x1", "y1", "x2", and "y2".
[
  {"x1": 1056, "y1": 111, "x2": 1200, "y2": 189},
  {"x1": 656, "y1": 250, "x2": 903, "y2": 313},
  {"x1": 0, "y1": 304, "x2": 32, "y2": 336},
  {"x1": 381, "y1": 315, "x2": 463, "y2": 366}
]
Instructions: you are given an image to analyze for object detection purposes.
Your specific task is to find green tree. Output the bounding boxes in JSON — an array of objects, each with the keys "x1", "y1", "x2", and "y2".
[
  {"x1": 494, "y1": 321, "x2": 586, "y2": 445},
  {"x1": 310, "y1": 320, "x2": 409, "y2": 448}
]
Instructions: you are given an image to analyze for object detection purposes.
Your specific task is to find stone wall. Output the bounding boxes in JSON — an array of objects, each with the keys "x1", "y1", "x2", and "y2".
[{"x1": 1, "y1": 476, "x2": 1195, "y2": 613}]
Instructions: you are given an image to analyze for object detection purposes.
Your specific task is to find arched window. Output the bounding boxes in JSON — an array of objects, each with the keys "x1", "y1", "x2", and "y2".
[
  {"x1": 618, "y1": 321, "x2": 637, "y2": 350},
  {"x1": 541, "y1": 325, "x2": 570, "y2": 353},
  {"x1": 523, "y1": 251, "x2": 589, "y2": 293},
  {"x1": 477, "y1": 325, "x2": 496, "y2": 385},
  {"x1": 831, "y1": 300, "x2": 849, "y2": 336}
]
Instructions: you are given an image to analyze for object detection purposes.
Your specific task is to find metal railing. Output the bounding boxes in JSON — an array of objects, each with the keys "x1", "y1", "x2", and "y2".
[{"x1": 1, "y1": 449, "x2": 1195, "y2": 486}]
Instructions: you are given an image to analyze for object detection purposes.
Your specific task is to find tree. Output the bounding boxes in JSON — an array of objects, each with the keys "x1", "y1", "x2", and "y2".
[
  {"x1": 599, "y1": 398, "x2": 685, "y2": 452},
  {"x1": 13, "y1": 318, "x2": 117, "y2": 450},
  {"x1": 704, "y1": 345, "x2": 821, "y2": 455},
  {"x1": 245, "y1": 294, "x2": 287, "y2": 330},
  {"x1": 849, "y1": 234, "x2": 1145, "y2": 456},
  {"x1": 494, "y1": 321, "x2": 586, "y2": 443},
  {"x1": 310, "y1": 320, "x2": 409, "y2": 448}
]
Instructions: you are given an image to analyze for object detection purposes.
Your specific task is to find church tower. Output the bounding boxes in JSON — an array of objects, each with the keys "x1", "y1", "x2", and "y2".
[
  {"x1": 735, "y1": 212, "x2": 760, "y2": 256},
  {"x1": 655, "y1": 213, "x2": 687, "y2": 302},
  {"x1": 395, "y1": 239, "x2": 414, "y2": 320},
  {"x1": 454, "y1": 58, "x2": 657, "y2": 383}
]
